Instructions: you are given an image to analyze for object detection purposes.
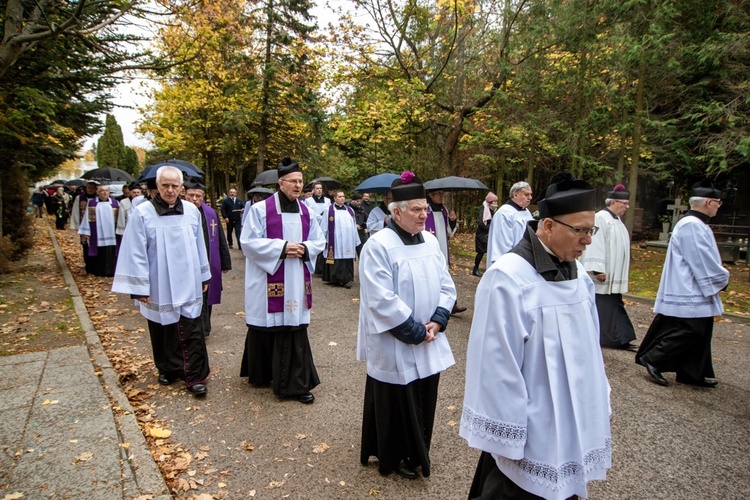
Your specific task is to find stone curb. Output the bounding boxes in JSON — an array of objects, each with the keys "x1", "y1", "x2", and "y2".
[{"x1": 46, "y1": 223, "x2": 171, "y2": 499}]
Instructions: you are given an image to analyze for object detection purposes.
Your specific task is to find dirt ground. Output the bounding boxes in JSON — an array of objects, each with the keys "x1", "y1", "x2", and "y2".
[
  {"x1": 5, "y1": 217, "x2": 750, "y2": 499},
  {"x1": 0, "y1": 217, "x2": 84, "y2": 356}
]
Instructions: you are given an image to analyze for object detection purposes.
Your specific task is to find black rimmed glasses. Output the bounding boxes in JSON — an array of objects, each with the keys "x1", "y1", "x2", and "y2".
[
  {"x1": 552, "y1": 219, "x2": 599, "y2": 236},
  {"x1": 710, "y1": 199, "x2": 723, "y2": 206}
]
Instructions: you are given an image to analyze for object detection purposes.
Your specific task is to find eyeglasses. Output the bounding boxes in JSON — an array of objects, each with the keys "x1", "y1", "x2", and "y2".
[
  {"x1": 280, "y1": 179, "x2": 304, "y2": 185},
  {"x1": 552, "y1": 219, "x2": 599, "y2": 236},
  {"x1": 710, "y1": 199, "x2": 723, "y2": 206}
]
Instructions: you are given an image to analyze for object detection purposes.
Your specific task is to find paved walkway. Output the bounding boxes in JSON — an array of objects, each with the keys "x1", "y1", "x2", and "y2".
[{"x1": 0, "y1": 225, "x2": 169, "y2": 499}]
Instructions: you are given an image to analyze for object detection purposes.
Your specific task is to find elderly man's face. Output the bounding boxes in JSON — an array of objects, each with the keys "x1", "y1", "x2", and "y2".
[
  {"x1": 539, "y1": 210, "x2": 596, "y2": 262},
  {"x1": 395, "y1": 199, "x2": 429, "y2": 235},
  {"x1": 279, "y1": 172, "x2": 304, "y2": 200},
  {"x1": 158, "y1": 171, "x2": 183, "y2": 205},
  {"x1": 185, "y1": 188, "x2": 204, "y2": 208},
  {"x1": 512, "y1": 188, "x2": 533, "y2": 209},
  {"x1": 609, "y1": 199, "x2": 629, "y2": 218},
  {"x1": 229, "y1": 188, "x2": 237, "y2": 198},
  {"x1": 97, "y1": 186, "x2": 110, "y2": 200}
]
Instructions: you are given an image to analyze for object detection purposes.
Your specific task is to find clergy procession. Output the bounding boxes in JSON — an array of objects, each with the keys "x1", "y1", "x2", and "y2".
[{"x1": 49, "y1": 158, "x2": 742, "y2": 499}]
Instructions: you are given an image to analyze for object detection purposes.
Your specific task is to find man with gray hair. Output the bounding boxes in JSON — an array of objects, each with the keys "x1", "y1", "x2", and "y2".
[
  {"x1": 487, "y1": 181, "x2": 534, "y2": 265},
  {"x1": 636, "y1": 180, "x2": 729, "y2": 388},
  {"x1": 112, "y1": 165, "x2": 212, "y2": 398},
  {"x1": 582, "y1": 184, "x2": 637, "y2": 350}
]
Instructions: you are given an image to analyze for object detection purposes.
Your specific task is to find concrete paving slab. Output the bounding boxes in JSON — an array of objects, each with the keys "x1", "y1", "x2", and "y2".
[
  {"x1": 0, "y1": 360, "x2": 44, "y2": 391},
  {"x1": 0, "y1": 384, "x2": 37, "y2": 411}
]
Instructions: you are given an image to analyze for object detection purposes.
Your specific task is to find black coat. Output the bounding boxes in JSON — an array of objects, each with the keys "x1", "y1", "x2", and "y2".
[{"x1": 474, "y1": 205, "x2": 494, "y2": 254}]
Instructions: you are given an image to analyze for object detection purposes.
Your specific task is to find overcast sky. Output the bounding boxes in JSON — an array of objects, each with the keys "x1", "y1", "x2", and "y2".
[{"x1": 89, "y1": 0, "x2": 350, "y2": 152}]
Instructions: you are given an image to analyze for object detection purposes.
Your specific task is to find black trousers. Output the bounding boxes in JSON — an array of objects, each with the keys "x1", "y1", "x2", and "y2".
[
  {"x1": 226, "y1": 219, "x2": 241, "y2": 247},
  {"x1": 147, "y1": 316, "x2": 210, "y2": 388}
]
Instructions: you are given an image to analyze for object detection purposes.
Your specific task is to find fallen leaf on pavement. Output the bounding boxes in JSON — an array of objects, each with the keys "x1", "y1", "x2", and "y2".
[{"x1": 312, "y1": 442, "x2": 329, "y2": 454}]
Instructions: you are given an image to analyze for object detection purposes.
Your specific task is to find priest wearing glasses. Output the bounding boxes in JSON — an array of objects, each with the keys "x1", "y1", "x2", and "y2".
[
  {"x1": 239, "y1": 158, "x2": 326, "y2": 404},
  {"x1": 461, "y1": 173, "x2": 612, "y2": 500}
]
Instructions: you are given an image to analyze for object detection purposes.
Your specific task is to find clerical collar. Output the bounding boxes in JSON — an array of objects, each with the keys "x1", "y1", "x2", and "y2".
[
  {"x1": 97, "y1": 197, "x2": 110, "y2": 203},
  {"x1": 151, "y1": 194, "x2": 184, "y2": 216},
  {"x1": 604, "y1": 207, "x2": 619, "y2": 220},
  {"x1": 312, "y1": 194, "x2": 326, "y2": 204},
  {"x1": 429, "y1": 201, "x2": 444, "y2": 211},
  {"x1": 506, "y1": 199, "x2": 524, "y2": 211},
  {"x1": 334, "y1": 203, "x2": 346, "y2": 210},
  {"x1": 387, "y1": 219, "x2": 424, "y2": 245},
  {"x1": 278, "y1": 190, "x2": 300, "y2": 213},
  {"x1": 685, "y1": 209, "x2": 710, "y2": 224},
  {"x1": 510, "y1": 223, "x2": 577, "y2": 282}
]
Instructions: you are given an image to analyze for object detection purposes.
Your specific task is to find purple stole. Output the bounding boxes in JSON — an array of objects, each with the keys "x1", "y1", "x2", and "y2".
[
  {"x1": 325, "y1": 204, "x2": 355, "y2": 264},
  {"x1": 202, "y1": 204, "x2": 223, "y2": 306},
  {"x1": 86, "y1": 198, "x2": 119, "y2": 257},
  {"x1": 265, "y1": 195, "x2": 312, "y2": 313},
  {"x1": 425, "y1": 205, "x2": 450, "y2": 266}
]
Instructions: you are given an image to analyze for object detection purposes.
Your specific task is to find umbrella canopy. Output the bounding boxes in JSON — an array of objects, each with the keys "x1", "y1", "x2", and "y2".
[
  {"x1": 137, "y1": 162, "x2": 201, "y2": 182},
  {"x1": 250, "y1": 169, "x2": 279, "y2": 187},
  {"x1": 308, "y1": 176, "x2": 341, "y2": 189},
  {"x1": 81, "y1": 167, "x2": 135, "y2": 183},
  {"x1": 50, "y1": 179, "x2": 67, "y2": 185},
  {"x1": 64, "y1": 179, "x2": 86, "y2": 188},
  {"x1": 354, "y1": 173, "x2": 400, "y2": 194},
  {"x1": 162, "y1": 158, "x2": 205, "y2": 175},
  {"x1": 246, "y1": 187, "x2": 275, "y2": 200},
  {"x1": 423, "y1": 176, "x2": 489, "y2": 192}
]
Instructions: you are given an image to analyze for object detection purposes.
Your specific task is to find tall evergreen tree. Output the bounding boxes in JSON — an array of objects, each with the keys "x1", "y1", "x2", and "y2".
[{"x1": 97, "y1": 114, "x2": 126, "y2": 169}]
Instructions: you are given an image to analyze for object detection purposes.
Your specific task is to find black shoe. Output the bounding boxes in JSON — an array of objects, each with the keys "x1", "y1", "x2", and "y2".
[
  {"x1": 298, "y1": 392, "x2": 315, "y2": 404},
  {"x1": 395, "y1": 460, "x2": 418, "y2": 480},
  {"x1": 677, "y1": 377, "x2": 718, "y2": 388},
  {"x1": 158, "y1": 374, "x2": 173, "y2": 386},
  {"x1": 472, "y1": 267, "x2": 481, "y2": 277},
  {"x1": 642, "y1": 360, "x2": 668, "y2": 386},
  {"x1": 188, "y1": 384, "x2": 208, "y2": 397},
  {"x1": 228, "y1": 245, "x2": 234, "y2": 249},
  {"x1": 451, "y1": 304, "x2": 467, "y2": 315},
  {"x1": 623, "y1": 343, "x2": 640, "y2": 352},
  {"x1": 343, "y1": 282, "x2": 352, "y2": 289}
]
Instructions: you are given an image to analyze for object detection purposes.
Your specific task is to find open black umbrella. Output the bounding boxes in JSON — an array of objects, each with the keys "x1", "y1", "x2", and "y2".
[
  {"x1": 354, "y1": 173, "x2": 400, "y2": 194},
  {"x1": 247, "y1": 187, "x2": 275, "y2": 200},
  {"x1": 137, "y1": 162, "x2": 201, "y2": 182},
  {"x1": 423, "y1": 176, "x2": 489, "y2": 192},
  {"x1": 308, "y1": 176, "x2": 340, "y2": 189},
  {"x1": 250, "y1": 169, "x2": 279, "y2": 187},
  {"x1": 65, "y1": 179, "x2": 86, "y2": 188},
  {"x1": 50, "y1": 179, "x2": 67, "y2": 185},
  {"x1": 81, "y1": 167, "x2": 135, "y2": 183},
  {"x1": 162, "y1": 158, "x2": 205, "y2": 175}
]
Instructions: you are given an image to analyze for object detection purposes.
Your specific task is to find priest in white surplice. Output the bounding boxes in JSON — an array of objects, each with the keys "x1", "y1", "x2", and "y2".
[
  {"x1": 426, "y1": 188, "x2": 466, "y2": 314},
  {"x1": 487, "y1": 181, "x2": 534, "y2": 265},
  {"x1": 366, "y1": 190, "x2": 393, "y2": 235},
  {"x1": 581, "y1": 184, "x2": 637, "y2": 350},
  {"x1": 636, "y1": 180, "x2": 729, "y2": 388},
  {"x1": 112, "y1": 166, "x2": 212, "y2": 398},
  {"x1": 322, "y1": 190, "x2": 360, "y2": 288},
  {"x1": 239, "y1": 158, "x2": 326, "y2": 405},
  {"x1": 358, "y1": 172, "x2": 456, "y2": 480},
  {"x1": 78, "y1": 184, "x2": 121, "y2": 277},
  {"x1": 461, "y1": 173, "x2": 611, "y2": 500}
]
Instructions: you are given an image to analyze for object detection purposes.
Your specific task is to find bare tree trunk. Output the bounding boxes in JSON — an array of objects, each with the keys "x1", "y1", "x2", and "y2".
[
  {"x1": 256, "y1": 0, "x2": 274, "y2": 176},
  {"x1": 625, "y1": 52, "x2": 647, "y2": 233}
]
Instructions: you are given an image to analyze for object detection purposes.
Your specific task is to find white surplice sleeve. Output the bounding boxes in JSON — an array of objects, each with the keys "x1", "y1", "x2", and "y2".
[
  {"x1": 683, "y1": 222, "x2": 729, "y2": 296},
  {"x1": 111, "y1": 208, "x2": 150, "y2": 296},
  {"x1": 581, "y1": 211, "x2": 607, "y2": 275},
  {"x1": 359, "y1": 238, "x2": 412, "y2": 334},
  {"x1": 487, "y1": 207, "x2": 515, "y2": 264},
  {"x1": 460, "y1": 264, "x2": 529, "y2": 460}
]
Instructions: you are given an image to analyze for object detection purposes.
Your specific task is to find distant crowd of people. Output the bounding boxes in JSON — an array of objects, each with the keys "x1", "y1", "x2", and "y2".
[{"x1": 31, "y1": 162, "x2": 731, "y2": 499}]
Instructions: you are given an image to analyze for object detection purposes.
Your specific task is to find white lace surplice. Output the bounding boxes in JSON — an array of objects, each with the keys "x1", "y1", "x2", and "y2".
[
  {"x1": 581, "y1": 209, "x2": 630, "y2": 295},
  {"x1": 460, "y1": 253, "x2": 611, "y2": 500}
]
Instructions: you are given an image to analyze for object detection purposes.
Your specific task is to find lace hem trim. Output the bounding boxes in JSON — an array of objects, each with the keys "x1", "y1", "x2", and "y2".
[
  {"x1": 460, "y1": 406, "x2": 526, "y2": 446},
  {"x1": 141, "y1": 298, "x2": 202, "y2": 313},
  {"x1": 501, "y1": 438, "x2": 612, "y2": 491},
  {"x1": 113, "y1": 274, "x2": 149, "y2": 287}
]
